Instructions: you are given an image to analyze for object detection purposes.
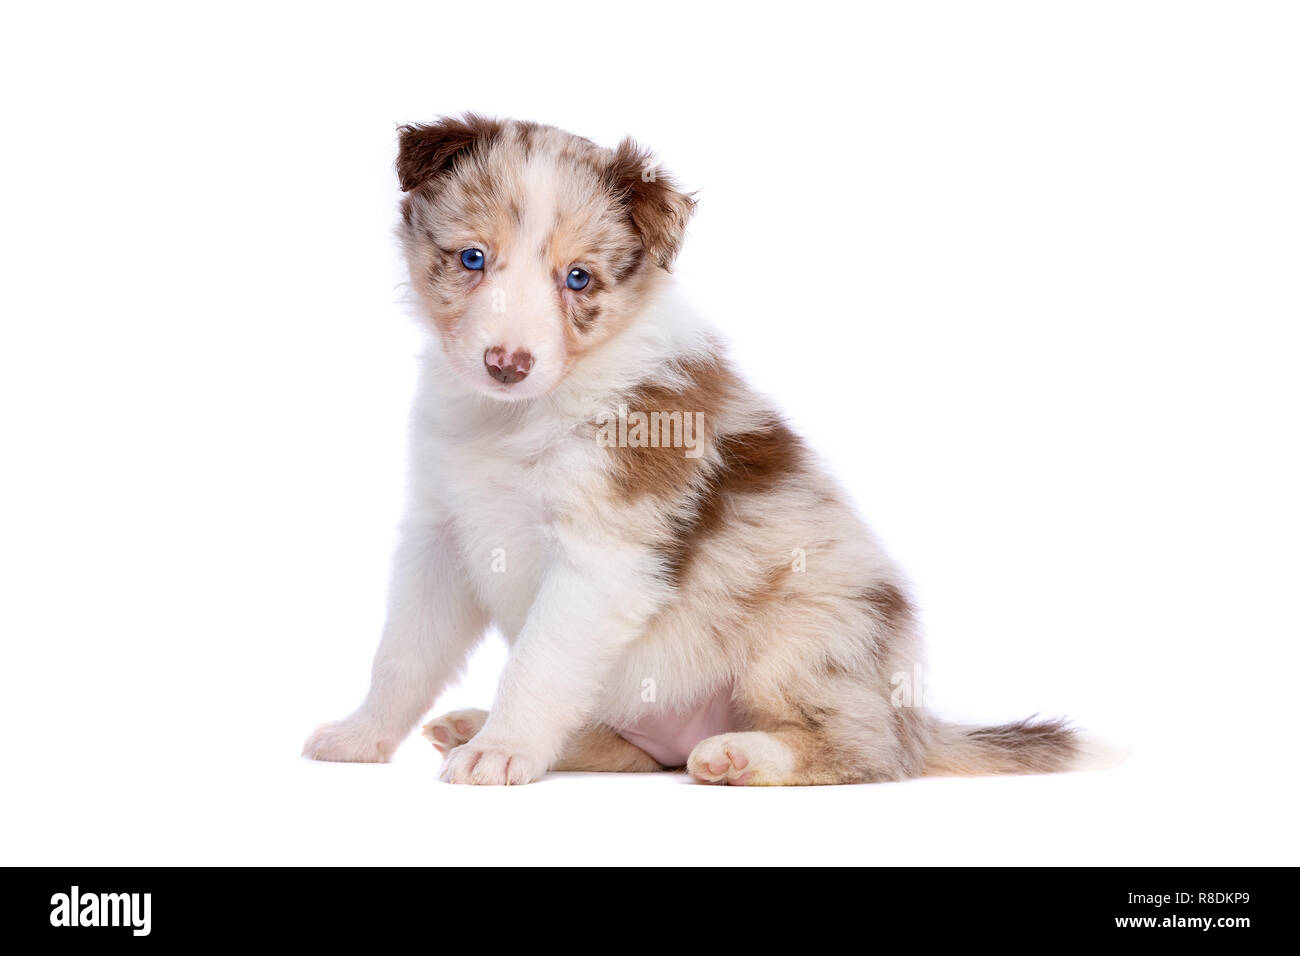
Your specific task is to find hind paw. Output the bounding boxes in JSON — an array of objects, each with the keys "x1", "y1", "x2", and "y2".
[{"x1": 687, "y1": 732, "x2": 794, "y2": 786}]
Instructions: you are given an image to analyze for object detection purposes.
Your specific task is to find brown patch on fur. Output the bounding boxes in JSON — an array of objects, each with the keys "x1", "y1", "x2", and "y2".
[
  {"x1": 859, "y1": 582, "x2": 914, "y2": 630},
  {"x1": 605, "y1": 138, "x2": 696, "y2": 269},
  {"x1": 924, "y1": 717, "x2": 1079, "y2": 776},
  {"x1": 396, "y1": 113, "x2": 504, "y2": 191},
  {"x1": 607, "y1": 358, "x2": 735, "y2": 500},
  {"x1": 514, "y1": 120, "x2": 543, "y2": 159},
  {"x1": 612, "y1": 246, "x2": 646, "y2": 283},
  {"x1": 875, "y1": 705, "x2": 934, "y2": 781},
  {"x1": 552, "y1": 724, "x2": 664, "y2": 772},
  {"x1": 735, "y1": 565, "x2": 791, "y2": 616},
  {"x1": 791, "y1": 698, "x2": 830, "y2": 732},
  {"x1": 821, "y1": 659, "x2": 847, "y2": 678},
  {"x1": 658, "y1": 419, "x2": 805, "y2": 585},
  {"x1": 570, "y1": 299, "x2": 601, "y2": 333}
]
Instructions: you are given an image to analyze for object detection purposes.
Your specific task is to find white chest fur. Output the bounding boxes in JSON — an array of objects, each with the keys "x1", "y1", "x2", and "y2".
[{"x1": 416, "y1": 388, "x2": 610, "y2": 641}]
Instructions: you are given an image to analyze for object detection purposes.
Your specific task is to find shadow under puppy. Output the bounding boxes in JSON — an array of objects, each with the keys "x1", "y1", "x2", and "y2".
[{"x1": 304, "y1": 114, "x2": 1121, "y2": 785}]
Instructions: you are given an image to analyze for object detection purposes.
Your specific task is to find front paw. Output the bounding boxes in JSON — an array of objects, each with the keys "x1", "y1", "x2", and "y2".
[
  {"x1": 439, "y1": 740, "x2": 547, "y2": 785},
  {"x1": 302, "y1": 717, "x2": 394, "y2": 763}
]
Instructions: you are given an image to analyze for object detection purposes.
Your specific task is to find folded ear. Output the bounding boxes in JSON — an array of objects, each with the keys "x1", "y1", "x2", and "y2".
[
  {"x1": 606, "y1": 138, "x2": 697, "y2": 269},
  {"x1": 396, "y1": 113, "x2": 503, "y2": 191}
]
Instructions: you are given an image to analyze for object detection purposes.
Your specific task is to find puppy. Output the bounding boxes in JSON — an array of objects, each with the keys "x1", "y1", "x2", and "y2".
[{"x1": 303, "y1": 115, "x2": 1117, "y2": 785}]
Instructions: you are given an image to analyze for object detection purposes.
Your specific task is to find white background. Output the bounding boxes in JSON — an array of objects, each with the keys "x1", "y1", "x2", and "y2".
[{"x1": 2, "y1": 1, "x2": 1297, "y2": 866}]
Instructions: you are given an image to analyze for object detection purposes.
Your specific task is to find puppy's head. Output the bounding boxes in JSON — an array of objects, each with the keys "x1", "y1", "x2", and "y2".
[{"x1": 397, "y1": 115, "x2": 696, "y2": 401}]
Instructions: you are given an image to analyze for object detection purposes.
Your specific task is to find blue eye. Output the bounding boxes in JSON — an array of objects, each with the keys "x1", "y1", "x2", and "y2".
[
  {"x1": 460, "y1": 248, "x2": 485, "y2": 270},
  {"x1": 566, "y1": 267, "x2": 590, "y2": 291}
]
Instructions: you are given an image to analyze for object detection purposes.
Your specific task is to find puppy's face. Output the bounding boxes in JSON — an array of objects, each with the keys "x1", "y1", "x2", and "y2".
[{"x1": 397, "y1": 116, "x2": 695, "y2": 401}]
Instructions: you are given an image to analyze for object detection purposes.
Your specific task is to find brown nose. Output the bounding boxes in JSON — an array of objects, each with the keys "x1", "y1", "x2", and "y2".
[{"x1": 484, "y1": 347, "x2": 534, "y2": 384}]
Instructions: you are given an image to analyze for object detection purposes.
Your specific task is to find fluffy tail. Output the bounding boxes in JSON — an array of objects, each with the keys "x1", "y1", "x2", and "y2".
[{"x1": 923, "y1": 717, "x2": 1129, "y2": 777}]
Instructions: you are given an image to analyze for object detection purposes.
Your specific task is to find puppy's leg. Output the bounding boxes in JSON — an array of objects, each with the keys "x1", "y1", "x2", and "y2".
[
  {"x1": 424, "y1": 711, "x2": 661, "y2": 772},
  {"x1": 304, "y1": 522, "x2": 487, "y2": 762},
  {"x1": 440, "y1": 539, "x2": 663, "y2": 785},
  {"x1": 688, "y1": 724, "x2": 897, "y2": 786},
  {"x1": 552, "y1": 725, "x2": 664, "y2": 773},
  {"x1": 687, "y1": 671, "x2": 930, "y2": 786},
  {"x1": 687, "y1": 726, "x2": 886, "y2": 787}
]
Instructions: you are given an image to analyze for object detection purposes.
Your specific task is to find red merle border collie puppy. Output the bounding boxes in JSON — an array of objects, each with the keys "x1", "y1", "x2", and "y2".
[{"x1": 303, "y1": 115, "x2": 1122, "y2": 785}]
